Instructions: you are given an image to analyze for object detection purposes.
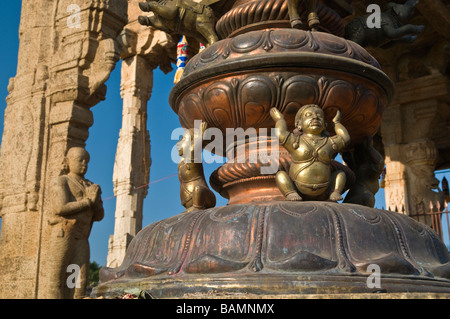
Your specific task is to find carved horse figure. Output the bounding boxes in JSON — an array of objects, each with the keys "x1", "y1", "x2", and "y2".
[
  {"x1": 345, "y1": 0, "x2": 424, "y2": 48},
  {"x1": 287, "y1": 0, "x2": 320, "y2": 31},
  {"x1": 138, "y1": 0, "x2": 219, "y2": 47},
  {"x1": 138, "y1": 0, "x2": 320, "y2": 47}
]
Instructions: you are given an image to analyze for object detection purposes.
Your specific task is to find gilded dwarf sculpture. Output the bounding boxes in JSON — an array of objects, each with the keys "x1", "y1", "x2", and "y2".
[
  {"x1": 48, "y1": 147, "x2": 104, "y2": 298},
  {"x1": 270, "y1": 105, "x2": 350, "y2": 202},
  {"x1": 177, "y1": 122, "x2": 216, "y2": 212},
  {"x1": 287, "y1": 0, "x2": 319, "y2": 31}
]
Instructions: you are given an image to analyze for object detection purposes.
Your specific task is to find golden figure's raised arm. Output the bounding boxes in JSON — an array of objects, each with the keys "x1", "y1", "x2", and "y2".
[
  {"x1": 332, "y1": 110, "x2": 350, "y2": 149},
  {"x1": 270, "y1": 108, "x2": 290, "y2": 145}
]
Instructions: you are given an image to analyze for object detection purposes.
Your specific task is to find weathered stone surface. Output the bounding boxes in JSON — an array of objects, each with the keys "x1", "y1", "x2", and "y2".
[
  {"x1": 44, "y1": 147, "x2": 104, "y2": 298},
  {"x1": 0, "y1": 0, "x2": 127, "y2": 299}
]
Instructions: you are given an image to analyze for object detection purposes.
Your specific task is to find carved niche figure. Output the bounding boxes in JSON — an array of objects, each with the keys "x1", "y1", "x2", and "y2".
[
  {"x1": 408, "y1": 164, "x2": 445, "y2": 214},
  {"x1": 138, "y1": 0, "x2": 220, "y2": 47},
  {"x1": 287, "y1": 0, "x2": 320, "y2": 31},
  {"x1": 342, "y1": 136, "x2": 385, "y2": 207},
  {"x1": 344, "y1": 0, "x2": 424, "y2": 48},
  {"x1": 397, "y1": 40, "x2": 450, "y2": 81},
  {"x1": 47, "y1": 147, "x2": 104, "y2": 298},
  {"x1": 404, "y1": 140, "x2": 445, "y2": 214},
  {"x1": 176, "y1": 122, "x2": 216, "y2": 212},
  {"x1": 270, "y1": 105, "x2": 350, "y2": 202}
]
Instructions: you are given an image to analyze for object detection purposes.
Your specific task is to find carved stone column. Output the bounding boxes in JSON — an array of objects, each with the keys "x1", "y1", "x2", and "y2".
[
  {"x1": 381, "y1": 76, "x2": 448, "y2": 226},
  {"x1": 404, "y1": 139, "x2": 444, "y2": 214},
  {"x1": 105, "y1": 0, "x2": 176, "y2": 268},
  {"x1": 0, "y1": 0, "x2": 63, "y2": 298},
  {"x1": 107, "y1": 55, "x2": 152, "y2": 268},
  {"x1": 39, "y1": 0, "x2": 127, "y2": 299}
]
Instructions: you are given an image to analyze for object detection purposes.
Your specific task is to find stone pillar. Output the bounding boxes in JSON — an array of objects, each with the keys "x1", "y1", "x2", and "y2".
[
  {"x1": 0, "y1": 0, "x2": 127, "y2": 299},
  {"x1": 381, "y1": 75, "x2": 448, "y2": 226},
  {"x1": 105, "y1": 0, "x2": 176, "y2": 268},
  {"x1": 380, "y1": 104, "x2": 406, "y2": 213},
  {"x1": 107, "y1": 55, "x2": 152, "y2": 268},
  {"x1": 404, "y1": 138, "x2": 443, "y2": 215},
  {"x1": 0, "y1": 0, "x2": 63, "y2": 298}
]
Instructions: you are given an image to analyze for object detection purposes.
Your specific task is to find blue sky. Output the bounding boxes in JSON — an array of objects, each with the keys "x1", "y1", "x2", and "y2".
[{"x1": 0, "y1": 1, "x2": 447, "y2": 266}]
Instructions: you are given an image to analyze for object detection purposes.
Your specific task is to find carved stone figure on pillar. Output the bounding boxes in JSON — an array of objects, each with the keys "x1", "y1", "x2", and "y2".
[
  {"x1": 176, "y1": 122, "x2": 216, "y2": 212},
  {"x1": 47, "y1": 147, "x2": 104, "y2": 298},
  {"x1": 345, "y1": 0, "x2": 424, "y2": 48},
  {"x1": 270, "y1": 105, "x2": 350, "y2": 202},
  {"x1": 404, "y1": 139, "x2": 446, "y2": 215}
]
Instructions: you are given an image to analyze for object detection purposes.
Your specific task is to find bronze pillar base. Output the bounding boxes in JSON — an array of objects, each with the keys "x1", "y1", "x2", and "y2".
[
  {"x1": 94, "y1": 202, "x2": 450, "y2": 298},
  {"x1": 92, "y1": 272, "x2": 450, "y2": 299}
]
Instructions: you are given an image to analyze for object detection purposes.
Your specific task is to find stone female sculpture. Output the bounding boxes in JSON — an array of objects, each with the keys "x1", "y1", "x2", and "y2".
[
  {"x1": 47, "y1": 147, "x2": 104, "y2": 298},
  {"x1": 270, "y1": 105, "x2": 350, "y2": 202},
  {"x1": 176, "y1": 122, "x2": 216, "y2": 212}
]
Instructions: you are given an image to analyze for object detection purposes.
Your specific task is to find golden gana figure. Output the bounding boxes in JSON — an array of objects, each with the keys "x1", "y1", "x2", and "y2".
[{"x1": 270, "y1": 105, "x2": 350, "y2": 202}]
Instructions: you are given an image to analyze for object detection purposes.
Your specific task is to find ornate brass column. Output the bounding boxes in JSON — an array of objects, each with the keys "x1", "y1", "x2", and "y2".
[{"x1": 93, "y1": 0, "x2": 450, "y2": 298}]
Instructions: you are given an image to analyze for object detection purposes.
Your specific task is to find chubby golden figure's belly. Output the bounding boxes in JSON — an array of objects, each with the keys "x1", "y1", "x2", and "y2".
[
  {"x1": 289, "y1": 162, "x2": 331, "y2": 196},
  {"x1": 180, "y1": 181, "x2": 196, "y2": 206}
]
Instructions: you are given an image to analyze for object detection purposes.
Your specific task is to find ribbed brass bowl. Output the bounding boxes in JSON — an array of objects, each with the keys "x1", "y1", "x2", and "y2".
[{"x1": 170, "y1": 29, "x2": 394, "y2": 149}]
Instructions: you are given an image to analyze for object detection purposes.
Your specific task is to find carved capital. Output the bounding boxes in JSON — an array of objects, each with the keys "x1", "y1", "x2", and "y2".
[
  {"x1": 136, "y1": 28, "x2": 176, "y2": 73},
  {"x1": 404, "y1": 138, "x2": 437, "y2": 166},
  {"x1": 401, "y1": 139, "x2": 445, "y2": 216},
  {"x1": 120, "y1": 55, "x2": 154, "y2": 99},
  {"x1": 117, "y1": 28, "x2": 138, "y2": 59}
]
